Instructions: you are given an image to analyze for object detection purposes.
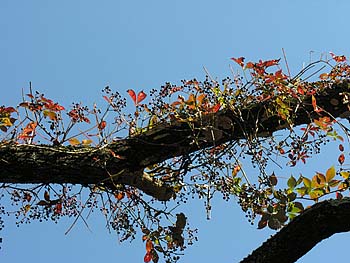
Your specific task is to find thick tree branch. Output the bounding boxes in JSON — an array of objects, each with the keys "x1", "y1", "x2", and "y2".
[
  {"x1": 240, "y1": 198, "x2": 350, "y2": 263},
  {"x1": 1, "y1": 81, "x2": 349, "y2": 200}
]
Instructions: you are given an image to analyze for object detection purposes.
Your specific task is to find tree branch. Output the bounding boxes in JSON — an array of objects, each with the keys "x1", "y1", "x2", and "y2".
[
  {"x1": 1, "y1": 81, "x2": 349, "y2": 201},
  {"x1": 240, "y1": 198, "x2": 350, "y2": 263}
]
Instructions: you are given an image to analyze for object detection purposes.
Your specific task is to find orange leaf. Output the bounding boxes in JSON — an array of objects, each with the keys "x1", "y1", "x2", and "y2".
[
  {"x1": 69, "y1": 138, "x2": 80, "y2": 145},
  {"x1": 311, "y1": 95, "x2": 322, "y2": 113},
  {"x1": 137, "y1": 90, "x2": 147, "y2": 104},
  {"x1": 146, "y1": 239, "x2": 153, "y2": 253},
  {"x1": 319, "y1": 73, "x2": 328, "y2": 80},
  {"x1": 127, "y1": 89, "x2": 137, "y2": 105},
  {"x1": 82, "y1": 139, "x2": 93, "y2": 145},
  {"x1": 115, "y1": 192, "x2": 125, "y2": 201}
]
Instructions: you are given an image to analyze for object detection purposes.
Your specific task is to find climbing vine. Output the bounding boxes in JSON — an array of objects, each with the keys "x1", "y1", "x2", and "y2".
[{"x1": 1, "y1": 52, "x2": 350, "y2": 262}]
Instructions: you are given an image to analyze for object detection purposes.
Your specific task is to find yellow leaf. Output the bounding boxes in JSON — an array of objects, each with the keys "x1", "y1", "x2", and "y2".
[
  {"x1": 340, "y1": 171, "x2": 350, "y2": 179},
  {"x1": 24, "y1": 204, "x2": 31, "y2": 213},
  {"x1": 0, "y1": 117, "x2": 13, "y2": 126},
  {"x1": 326, "y1": 166, "x2": 336, "y2": 182},
  {"x1": 82, "y1": 139, "x2": 92, "y2": 145},
  {"x1": 69, "y1": 138, "x2": 80, "y2": 145},
  {"x1": 303, "y1": 177, "x2": 311, "y2": 188}
]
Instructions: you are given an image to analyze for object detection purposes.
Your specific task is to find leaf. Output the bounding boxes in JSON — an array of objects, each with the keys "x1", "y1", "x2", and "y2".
[
  {"x1": 127, "y1": 89, "x2": 137, "y2": 105},
  {"x1": 144, "y1": 252, "x2": 152, "y2": 263},
  {"x1": 24, "y1": 204, "x2": 31, "y2": 213},
  {"x1": 146, "y1": 239, "x2": 153, "y2": 253},
  {"x1": 339, "y1": 144, "x2": 344, "y2": 151},
  {"x1": 311, "y1": 95, "x2": 322, "y2": 113},
  {"x1": 338, "y1": 153, "x2": 345, "y2": 165},
  {"x1": 231, "y1": 57, "x2": 245, "y2": 67},
  {"x1": 175, "y1": 213, "x2": 186, "y2": 230},
  {"x1": 37, "y1": 200, "x2": 50, "y2": 206},
  {"x1": 151, "y1": 250, "x2": 159, "y2": 263},
  {"x1": 294, "y1": 202, "x2": 304, "y2": 212},
  {"x1": 303, "y1": 177, "x2": 311, "y2": 188},
  {"x1": 287, "y1": 176, "x2": 297, "y2": 189},
  {"x1": 326, "y1": 166, "x2": 336, "y2": 182},
  {"x1": 98, "y1": 120, "x2": 107, "y2": 130},
  {"x1": 103, "y1": 95, "x2": 112, "y2": 104},
  {"x1": 210, "y1": 103, "x2": 221, "y2": 113},
  {"x1": 269, "y1": 173, "x2": 278, "y2": 186},
  {"x1": 82, "y1": 139, "x2": 92, "y2": 145},
  {"x1": 330, "y1": 52, "x2": 346, "y2": 62},
  {"x1": 257, "y1": 218, "x2": 268, "y2": 229},
  {"x1": 44, "y1": 190, "x2": 50, "y2": 201},
  {"x1": 55, "y1": 203, "x2": 62, "y2": 214},
  {"x1": 336, "y1": 192, "x2": 343, "y2": 200},
  {"x1": 268, "y1": 217, "x2": 281, "y2": 230},
  {"x1": 319, "y1": 73, "x2": 328, "y2": 80},
  {"x1": 68, "y1": 138, "x2": 80, "y2": 146},
  {"x1": 340, "y1": 171, "x2": 350, "y2": 179},
  {"x1": 115, "y1": 192, "x2": 124, "y2": 201},
  {"x1": 312, "y1": 173, "x2": 325, "y2": 188},
  {"x1": 137, "y1": 90, "x2": 147, "y2": 104}
]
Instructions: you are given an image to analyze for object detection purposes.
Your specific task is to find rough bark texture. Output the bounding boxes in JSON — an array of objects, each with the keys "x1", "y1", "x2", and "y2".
[
  {"x1": 1, "y1": 81, "x2": 350, "y2": 201},
  {"x1": 240, "y1": 198, "x2": 350, "y2": 263}
]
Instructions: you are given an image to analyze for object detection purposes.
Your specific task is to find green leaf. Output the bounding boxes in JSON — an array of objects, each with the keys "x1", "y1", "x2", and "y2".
[
  {"x1": 296, "y1": 187, "x2": 308, "y2": 196},
  {"x1": 287, "y1": 176, "x2": 297, "y2": 189}
]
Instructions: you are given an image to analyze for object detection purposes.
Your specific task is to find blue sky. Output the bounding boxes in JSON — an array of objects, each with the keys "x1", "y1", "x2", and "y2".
[{"x1": 1, "y1": 0, "x2": 350, "y2": 262}]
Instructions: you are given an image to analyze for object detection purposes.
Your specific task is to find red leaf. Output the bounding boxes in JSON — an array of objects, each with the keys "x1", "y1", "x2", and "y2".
[
  {"x1": 338, "y1": 153, "x2": 345, "y2": 165},
  {"x1": 98, "y1": 120, "x2": 107, "y2": 130},
  {"x1": 263, "y1": 59, "x2": 280, "y2": 67},
  {"x1": 127, "y1": 89, "x2": 137, "y2": 105},
  {"x1": 54, "y1": 203, "x2": 62, "y2": 214},
  {"x1": 144, "y1": 252, "x2": 152, "y2": 263},
  {"x1": 137, "y1": 90, "x2": 147, "y2": 104},
  {"x1": 245, "y1": 62, "x2": 254, "y2": 69},
  {"x1": 231, "y1": 57, "x2": 245, "y2": 67},
  {"x1": 210, "y1": 103, "x2": 221, "y2": 113},
  {"x1": 339, "y1": 144, "x2": 344, "y2": 152},
  {"x1": 330, "y1": 52, "x2": 346, "y2": 63},
  {"x1": 336, "y1": 192, "x2": 343, "y2": 200}
]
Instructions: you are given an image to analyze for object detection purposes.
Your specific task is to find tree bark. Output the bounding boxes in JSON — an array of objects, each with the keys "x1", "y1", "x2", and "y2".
[
  {"x1": 1, "y1": 81, "x2": 349, "y2": 201},
  {"x1": 240, "y1": 198, "x2": 350, "y2": 263}
]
